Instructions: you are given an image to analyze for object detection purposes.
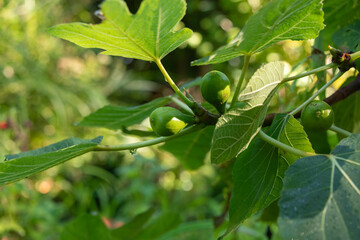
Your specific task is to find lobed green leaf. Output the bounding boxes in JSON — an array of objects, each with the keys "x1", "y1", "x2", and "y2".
[
  {"x1": 48, "y1": 0, "x2": 192, "y2": 61},
  {"x1": 192, "y1": 0, "x2": 324, "y2": 65}
]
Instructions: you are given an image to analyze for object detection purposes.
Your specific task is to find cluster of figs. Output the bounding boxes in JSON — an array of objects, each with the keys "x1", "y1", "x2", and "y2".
[
  {"x1": 150, "y1": 71, "x2": 335, "y2": 136},
  {"x1": 150, "y1": 71, "x2": 230, "y2": 136}
]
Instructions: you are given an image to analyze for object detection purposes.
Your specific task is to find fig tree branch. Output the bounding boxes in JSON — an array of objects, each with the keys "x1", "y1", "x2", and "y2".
[{"x1": 214, "y1": 190, "x2": 232, "y2": 228}]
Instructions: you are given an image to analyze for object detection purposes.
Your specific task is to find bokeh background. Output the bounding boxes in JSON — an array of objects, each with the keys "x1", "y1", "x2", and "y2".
[{"x1": 1, "y1": 0, "x2": 354, "y2": 239}]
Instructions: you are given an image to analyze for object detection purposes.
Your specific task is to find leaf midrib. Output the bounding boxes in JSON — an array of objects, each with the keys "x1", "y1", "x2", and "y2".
[
  {"x1": 332, "y1": 156, "x2": 360, "y2": 195},
  {"x1": 320, "y1": 158, "x2": 335, "y2": 239},
  {"x1": 156, "y1": 6, "x2": 162, "y2": 58},
  {"x1": 240, "y1": 81, "x2": 281, "y2": 100}
]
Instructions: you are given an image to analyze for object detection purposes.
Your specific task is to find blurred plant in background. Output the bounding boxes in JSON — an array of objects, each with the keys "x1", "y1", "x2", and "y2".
[
  {"x1": 0, "y1": 0, "x2": 328, "y2": 239},
  {"x1": 0, "y1": 0, "x2": 111, "y2": 238},
  {"x1": 0, "y1": 0, "x2": 109, "y2": 151}
]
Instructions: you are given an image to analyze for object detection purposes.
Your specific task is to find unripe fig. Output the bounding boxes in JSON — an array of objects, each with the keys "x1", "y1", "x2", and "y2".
[
  {"x1": 150, "y1": 107, "x2": 194, "y2": 136},
  {"x1": 300, "y1": 100, "x2": 334, "y2": 132},
  {"x1": 200, "y1": 71, "x2": 230, "y2": 113}
]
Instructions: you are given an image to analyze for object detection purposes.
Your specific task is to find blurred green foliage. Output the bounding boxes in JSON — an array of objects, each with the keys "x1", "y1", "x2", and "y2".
[
  {"x1": 0, "y1": 0, "x2": 108, "y2": 152},
  {"x1": 0, "y1": 0, "x2": 335, "y2": 239}
]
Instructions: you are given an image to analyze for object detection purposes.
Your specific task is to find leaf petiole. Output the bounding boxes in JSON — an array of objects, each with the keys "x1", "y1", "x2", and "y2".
[
  {"x1": 258, "y1": 129, "x2": 316, "y2": 158},
  {"x1": 351, "y1": 50, "x2": 360, "y2": 61},
  {"x1": 282, "y1": 62, "x2": 337, "y2": 83},
  {"x1": 156, "y1": 59, "x2": 219, "y2": 125},
  {"x1": 171, "y1": 96, "x2": 194, "y2": 115},
  {"x1": 230, "y1": 55, "x2": 251, "y2": 109},
  {"x1": 94, "y1": 124, "x2": 205, "y2": 152},
  {"x1": 330, "y1": 125, "x2": 352, "y2": 137},
  {"x1": 281, "y1": 49, "x2": 360, "y2": 84},
  {"x1": 155, "y1": 59, "x2": 195, "y2": 109},
  {"x1": 289, "y1": 71, "x2": 344, "y2": 116}
]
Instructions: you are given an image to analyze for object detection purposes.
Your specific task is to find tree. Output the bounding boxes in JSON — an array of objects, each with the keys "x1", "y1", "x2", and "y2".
[{"x1": 1, "y1": 0, "x2": 360, "y2": 239}]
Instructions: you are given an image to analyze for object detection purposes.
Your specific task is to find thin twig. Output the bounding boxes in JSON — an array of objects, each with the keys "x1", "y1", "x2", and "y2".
[
  {"x1": 214, "y1": 190, "x2": 232, "y2": 228},
  {"x1": 263, "y1": 73, "x2": 360, "y2": 126}
]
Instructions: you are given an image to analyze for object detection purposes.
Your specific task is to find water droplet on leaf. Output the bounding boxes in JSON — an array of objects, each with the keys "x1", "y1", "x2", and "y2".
[
  {"x1": 94, "y1": 10, "x2": 105, "y2": 20},
  {"x1": 129, "y1": 149, "x2": 137, "y2": 155}
]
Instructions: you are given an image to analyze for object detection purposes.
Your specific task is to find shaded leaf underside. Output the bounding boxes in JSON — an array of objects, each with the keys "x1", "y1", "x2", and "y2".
[{"x1": 279, "y1": 133, "x2": 360, "y2": 239}]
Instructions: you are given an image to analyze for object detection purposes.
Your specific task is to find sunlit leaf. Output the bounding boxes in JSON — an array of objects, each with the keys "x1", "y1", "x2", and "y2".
[
  {"x1": 0, "y1": 137, "x2": 102, "y2": 186},
  {"x1": 211, "y1": 62, "x2": 283, "y2": 164},
  {"x1": 278, "y1": 116, "x2": 315, "y2": 163},
  {"x1": 279, "y1": 133, "x2": 360, "y2": 239},
  {"x1": 192, "y1": 0, "x2": 324, "y2": 65},
  {"x1": 48, "y1": 0, "x2": 192, "y2": 61}
]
